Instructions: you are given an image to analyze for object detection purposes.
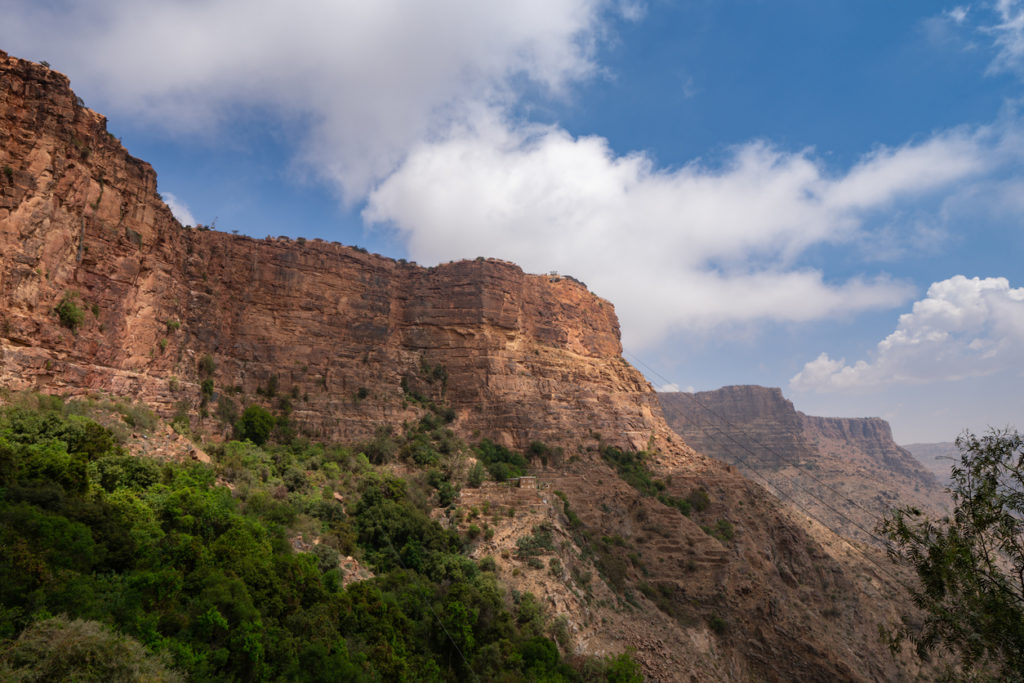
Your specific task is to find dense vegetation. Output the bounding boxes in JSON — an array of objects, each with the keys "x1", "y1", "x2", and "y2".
[
  {"x1": 0, "y1": 395, "x2": 641, "y2": 681},
  {"x1": 599, "y1": 445, "x2": 709, "y2": 518}
]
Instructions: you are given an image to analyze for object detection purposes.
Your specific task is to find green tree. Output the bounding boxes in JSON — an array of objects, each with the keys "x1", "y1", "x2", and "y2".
[
  {"x1": 197, "y1": 353, "x2": 216, "y2": 378},
  {"x1": 880, "y1": 429, "x2": 1024, "y2": 679},
  {"x1": 234, "y1": 405, "x2": 274, "y2": 446},
  {"x1": 54, "y1": 292, "x2": 85, "y2": 331}
]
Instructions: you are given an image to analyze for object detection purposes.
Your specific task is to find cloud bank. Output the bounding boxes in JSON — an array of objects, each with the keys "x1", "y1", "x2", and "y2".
[
  {"x1": 988, "y1": 0, "x2": 1024, "y2": 74},
  {"x1": 791, "y1": 275, "x2": 1024, "y2": 391},
  {"x1": 365, "y1": 114, "x2": 1005, "y2": 346},
  {"x1": 0, "y1": 0, "x2": 610, "y2": 198}
]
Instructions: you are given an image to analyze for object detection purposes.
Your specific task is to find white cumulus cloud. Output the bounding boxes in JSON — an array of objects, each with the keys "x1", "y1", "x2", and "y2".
[
  {"x1": 364, "y1": 113, "x2": 1007, "y2": 347},
  {"x1": 790, "y1": 275, "x2": 1024, "y2": 391},
  {"x1": 948, "y1": 6, "x2": 970, "y2": 24},
  {"x1": 657, "y1": 383, "x2": 695, "y2": 393},
  {"x1": 162, "y1": 192, "x2": 196, "y2": 227},
  {"x1": 0, "y1": 0, "x2": 610, "y2": 199}
]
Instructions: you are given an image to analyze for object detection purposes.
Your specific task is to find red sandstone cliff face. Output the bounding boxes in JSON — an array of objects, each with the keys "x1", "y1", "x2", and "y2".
[
  {"x1": 0, "y1": 50, "x2": 660, "y2": 451},
  {"x1": 1, "y1": 52, "x2": 930, "y2": 681}
]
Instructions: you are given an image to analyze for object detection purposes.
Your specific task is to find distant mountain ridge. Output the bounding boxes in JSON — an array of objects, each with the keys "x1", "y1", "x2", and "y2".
[
  {"x1": 901, "y1": 441, "x2": 958, "y2": 487},
  {"x1": 659, "y1": 386, "x2": 950, "y2": 545}
]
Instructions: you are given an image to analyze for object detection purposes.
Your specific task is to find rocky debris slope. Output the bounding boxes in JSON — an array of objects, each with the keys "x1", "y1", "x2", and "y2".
[
  {"x1": 1, "y1": 51, "x2": 927, "y2": 681},
  {"x1": 659, "y1": 385, "x2": 950, "y2": 546},
  {"x1": 453, "y1": 443, "x2": 930, "y2": 681}
]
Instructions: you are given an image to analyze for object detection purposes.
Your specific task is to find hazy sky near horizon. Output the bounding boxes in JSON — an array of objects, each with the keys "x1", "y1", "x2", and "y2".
[{"x1": 3, "y1": 0, "x2": 1023, "y2": 442}]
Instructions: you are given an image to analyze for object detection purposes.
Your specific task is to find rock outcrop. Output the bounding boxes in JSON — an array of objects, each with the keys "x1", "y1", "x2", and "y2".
[
  {"x1": 0, "y1": 49, "x2": 659, "y2": 451},
  {"x1": 659, "y1": 386, "x2": 950, "y2": 545},
  {"x1": 1, "y1": 51, "x2": 931, "y2": 681}
]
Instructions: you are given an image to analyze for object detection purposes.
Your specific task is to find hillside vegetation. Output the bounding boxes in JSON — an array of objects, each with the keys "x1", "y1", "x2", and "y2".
[{"x1": 0, "y1": 393, "x2": 640, "y2": 682}]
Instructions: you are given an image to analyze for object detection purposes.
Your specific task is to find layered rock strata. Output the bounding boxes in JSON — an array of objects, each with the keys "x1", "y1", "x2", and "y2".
[
  {"x1": 659, "y1": 385, "x2": 950, "y2": 545},
  {"x1": 0, "y1": 50, "x2": 659, "y2": 450}
]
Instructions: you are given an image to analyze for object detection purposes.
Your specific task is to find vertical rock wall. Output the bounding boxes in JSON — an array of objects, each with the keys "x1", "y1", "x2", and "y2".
[{"x1": 0, "y1": 50, "x2": 660, "y2": 449}]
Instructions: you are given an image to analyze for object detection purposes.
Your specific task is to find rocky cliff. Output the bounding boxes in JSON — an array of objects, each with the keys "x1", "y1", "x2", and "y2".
[
  {"x1": 659, "y1": 386, "x2": 950, "y2": 544},
  {"x1": 1, "y1": 51, "x2": 930, "y2": 681},
  {"x1": 0, "y1": 50, "x2": 662, "y2": 452}
]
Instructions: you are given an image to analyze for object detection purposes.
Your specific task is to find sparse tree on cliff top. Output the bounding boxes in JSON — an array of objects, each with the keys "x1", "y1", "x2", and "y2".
[{"x1": 880, "y1": 429, "x2": 1024, "y2": 679}]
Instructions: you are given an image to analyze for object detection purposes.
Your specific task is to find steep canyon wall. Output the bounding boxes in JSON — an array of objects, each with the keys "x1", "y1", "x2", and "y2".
[{"x1": 0, "y1": 50, "x2": 660, "y2": 451}]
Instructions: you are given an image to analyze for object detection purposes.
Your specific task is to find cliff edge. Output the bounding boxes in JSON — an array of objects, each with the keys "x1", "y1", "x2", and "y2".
[{"x1": 0, "y1": 49, "x2": 662, "y2": 452}]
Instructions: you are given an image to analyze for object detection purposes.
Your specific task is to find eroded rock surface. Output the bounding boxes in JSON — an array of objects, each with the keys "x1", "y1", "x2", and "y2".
[{"x1": 0, "y1": 50, "x2": 658, "y2": 451}]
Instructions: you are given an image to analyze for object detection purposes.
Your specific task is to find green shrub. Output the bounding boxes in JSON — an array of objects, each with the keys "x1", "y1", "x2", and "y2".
[
  {"x1": 474, "y1": 439, "x2": 528, "y2": 482},
  {"x1": 467, "y1": 462, "x2": 486, "y2": 487},
  {"x1": 437, "y1": 480, "x2": 456, "y2": 508},
  {"x1": 516, "y1": 524, "x2": 555, "y2": 557},
  {"x1": 55, "y1": 292, "x2": 84, "y2": 331},
  {"x1": 215, "y1": 395, "x2": 237, "y2": 425},
  {"x1": 0, "y1": 616, "x2": 183, "y2": 682},
  {"x1": 601, "y1": 651, "x2": 644, "y2": 682},
  {"x1": 116, "y1": 400, "x2": 158, "y2": 431},
  {"x1": 235, "y1": 405, "x2": 274, "y2": 446},
  {"x1": 703, "y1": 519, "x2": 735, "y2": 543},
  {"x1": 687, "y1": 488, "x2": 710, "y2": 512},
  {"x1": 197, "y1": 353, "x2": 216, "y2": 378},
  {"x1": 708, "y1": 614, "x2": 728, "y2": 635},
  {"x1": 171, "y1": 399, "x2": 190, "y2": 433},
  {"x1": 528, "y1": 441, "x2": 563, "y2": 467}
]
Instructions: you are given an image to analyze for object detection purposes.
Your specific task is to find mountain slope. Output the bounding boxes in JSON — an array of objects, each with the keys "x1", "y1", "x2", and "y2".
[
  {"x1": 1, "y1": 51, "x2": 928, "y2": 681},
  {"x1": 659, "y1": 386, "x2": 950, "y2": 546}
]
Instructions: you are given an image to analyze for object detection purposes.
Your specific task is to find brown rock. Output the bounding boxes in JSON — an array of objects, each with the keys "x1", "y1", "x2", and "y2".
[
  {"x1": 0, "y1": 50, "x2": 658, "y2": 451},
  {"x1": 659, "y1": 385, "x2": 951, "y2": 545}
]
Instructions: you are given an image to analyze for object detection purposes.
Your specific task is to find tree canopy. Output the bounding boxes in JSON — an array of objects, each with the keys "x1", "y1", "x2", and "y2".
[
  {"x1": 880, "y1": 429, "x2": 1024, "y2": 679},
  {"x1": 0, "y1": 395, "x2": 642, "y2": 682}
]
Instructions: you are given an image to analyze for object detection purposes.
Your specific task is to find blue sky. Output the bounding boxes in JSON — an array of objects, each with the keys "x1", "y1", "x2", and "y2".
[{"x1": 3, "y1": 0, "x2": 1024, "y2": 442}]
